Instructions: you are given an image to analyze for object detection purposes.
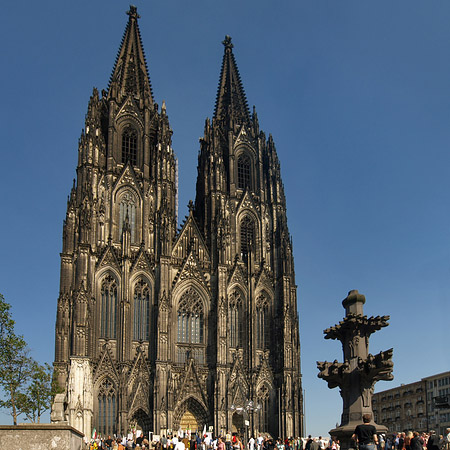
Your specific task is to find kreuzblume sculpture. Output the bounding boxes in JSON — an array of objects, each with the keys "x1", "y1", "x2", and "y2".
[{"x1": 317, "y1": 290, "x2": 394, "y2": 450}]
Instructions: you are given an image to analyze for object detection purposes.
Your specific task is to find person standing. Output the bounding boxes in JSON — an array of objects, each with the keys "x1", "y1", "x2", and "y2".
[
  {"x1": 410, "y1": 432, "x2": 423, "y2": 450},
  {"x1": 427, "y1": 431, "x2": 440, "y2": 450},
  {"x1": 351, "y1": 414, "x2": 379, "y2": 450}
]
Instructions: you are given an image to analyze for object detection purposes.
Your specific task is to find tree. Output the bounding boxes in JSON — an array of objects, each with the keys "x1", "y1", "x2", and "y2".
[
  {"x1": 21, "y1": 361, "x2": 53, "y2": 423},
  {"x1": 0, "y1": 293, "x2": 32, "y2": 425}
]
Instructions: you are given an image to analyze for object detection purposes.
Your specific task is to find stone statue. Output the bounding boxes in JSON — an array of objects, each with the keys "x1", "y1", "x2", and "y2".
[{"x1": 317, "y1": 290, "x2": 394, "y2": 450}]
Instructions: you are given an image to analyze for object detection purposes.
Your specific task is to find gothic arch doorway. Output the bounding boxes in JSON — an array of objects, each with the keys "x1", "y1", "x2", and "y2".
[
  {"x1": 173, "y1": 397, "x2": 209, "y2": 433},
  {"x1": 232, "y1": 412, "x2": 244, "y2": 435},
  {"x1": 130, "y1": 408, "x2": 152, "y2": 435}
]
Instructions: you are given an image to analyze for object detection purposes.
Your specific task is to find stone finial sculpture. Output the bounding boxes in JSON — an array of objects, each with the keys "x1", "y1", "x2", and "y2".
[{"x1": 317, "y1": 290, "x2": 394, "y2": 449}]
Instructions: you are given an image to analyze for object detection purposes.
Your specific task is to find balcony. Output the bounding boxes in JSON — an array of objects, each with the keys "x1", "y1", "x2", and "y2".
[{"x1": 434, "y1": 396, "x2": 450, "y2": 408}]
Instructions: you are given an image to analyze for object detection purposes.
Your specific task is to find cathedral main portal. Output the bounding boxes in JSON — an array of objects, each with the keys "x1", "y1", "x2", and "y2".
[
  {"x1": 180, "y1": 411, "x2": 198, "y2": 432},
  {"x1": 173, "y1": 397, "x2": 209, "y2": 433}
]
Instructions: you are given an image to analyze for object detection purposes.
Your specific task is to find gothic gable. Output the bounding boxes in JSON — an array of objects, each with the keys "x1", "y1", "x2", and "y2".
[
  {"x1": 255, "y1": 266, "x2": 274, "y2": 294},
  {"x1": 93, "y1": 344, "x2": 119, "y2": 386},
  {"x1": 172, "y1": 212, "x2": 210, "y2": 262},
  {"x1": 172, "y1": 250, "x2": 210, "y2": 291},
  {"x1": 113, "y1": 162, "x2": 143, "y2": 199},
  {"x1": 236, "y1": 190, "x2": 260, "y2": 218},
  {"x1": 174, "y1": 359, "x2": 208, "y2": 411},
  {"x1": 127, "y1": 348, "x2": 151, "y2": 414},
  {"x1": 116, "y1": 95, "x2": 144, "y2": 127},
  {"x1": 228, "y1": 354, "x2": 249, "y2": 390},
  {"x1": 130, "y1": 247, "x2": 154, "y2": 274},
  {"x1": 96, "y1": 244, "x2": 121, "y2": 272},
  {"x1": 233, "y1": 125, "x2": 255, "y2": 152},
  {"x1": 228, "y1": 260, "x2": 248, "y2": 290},
  {"x1": 255, "y1": 356, "x2": 274, "y2": 389}
]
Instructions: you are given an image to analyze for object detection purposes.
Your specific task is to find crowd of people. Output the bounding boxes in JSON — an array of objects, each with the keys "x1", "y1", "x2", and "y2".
[{"x1": 87, "y1": 425, "x2": 450, "y2": 450}]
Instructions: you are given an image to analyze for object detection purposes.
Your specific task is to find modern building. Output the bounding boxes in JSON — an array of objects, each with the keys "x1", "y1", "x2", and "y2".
[
  {"x1": 372, "y1": 371, "x2": 450, "y2": 434},
  {"x1": 52, "y1": 7, "x2": 303, "y2": 440}
]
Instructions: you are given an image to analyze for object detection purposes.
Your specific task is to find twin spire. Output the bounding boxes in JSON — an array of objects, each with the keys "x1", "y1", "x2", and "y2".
[
  {"x1": 214, "y1": 35, "x2": 251, "y2": 126},
  {"x1": 108, "y1": 7, "x2": 251, "y2": 126},
  {"x1": 108, "y1": 5, "x2": 153, "y2": 103}
]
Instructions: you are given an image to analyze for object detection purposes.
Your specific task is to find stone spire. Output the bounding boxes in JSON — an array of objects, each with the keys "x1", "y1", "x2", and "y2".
[
  {"x1": 107, "y1": 5, "x2": 153, "y2": 103},
  {"x1": 213, "y1": 35, "x2": 250, "y2": 128}
]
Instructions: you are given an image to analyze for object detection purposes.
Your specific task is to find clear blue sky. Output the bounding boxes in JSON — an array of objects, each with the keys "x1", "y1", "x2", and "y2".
[{"x1": 1, "y1": 0, "x2": 449, "y2": 436}]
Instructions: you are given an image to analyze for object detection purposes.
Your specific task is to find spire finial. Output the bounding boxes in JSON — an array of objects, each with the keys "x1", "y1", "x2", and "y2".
[
  {"x1": 222, "y1": 35, "x2": 233, "y2": 50},
  {"x1": 127, "y1": 5, "x2": 140, "y2": 20}
]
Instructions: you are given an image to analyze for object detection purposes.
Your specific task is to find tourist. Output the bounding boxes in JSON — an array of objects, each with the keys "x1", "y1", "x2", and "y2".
[
  {"x1": 427, "y1": 431, "x2": 440, "y2": 450},
  {"x1": 445, "y1": 429, "x2": 450, "y2": 450},
  {"x1": 351, "y1": 413, "x2": 379, "y2": 450},
  {"x1": 405, "y1": 432, "x2": 413, "y2": 450},
  {"x1": 410, "y1": 432, "x2": 423, "y2": 450},
  {"x1": 234, "y1": 436, "x2": 244, "y2": 450},
  {"x1": 309, "y1": 438, "x2": 320, "y2": 450},
  {"x1": 319, "y1": 437, "x2": 327, "y2": 450},
  {"x1": 305, "y1": 435, "x2": 313, "y2": 450},
  {"x1": 249, "y1": 436, "x2": 256, "y2": 450},
  {"x1": 257, "y1": 435, "x2": 264, "y2": 450}
]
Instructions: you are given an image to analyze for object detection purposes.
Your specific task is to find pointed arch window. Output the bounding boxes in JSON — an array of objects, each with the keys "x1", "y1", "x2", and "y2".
[
  {"x1": 133, "y1": 279, "x2": 150, "y2": 341},
  {"x1": 97, "y1": 378, "x2": 117, "y2": 436},
  {"x1": 240, "y1": 215, "x2": 254, "y2": 263},
  {"x1": 237, "y1": 153, "x2": 251, "y2": 189},
  {"x1": 229, "y1": 291, "x2": 244, "y2": 348},
  {"x1": 122, "y1": 127, "x2": 137, "y2": 165},
  {"x1": 257, "y1": 384, "x2": 270, "y2": 435},
  {"x1": 119, "y1": 191, "x2": 137, "y2": 243},
  {"x1": 177, "y1": 288, "x2": 204, "y2": 345},
  {"x1": 256, "y1": 295, "x2": 270, "y2": 349},
  {"x1": 100, "y1": 275, "x2": 117, "y2": 339}
]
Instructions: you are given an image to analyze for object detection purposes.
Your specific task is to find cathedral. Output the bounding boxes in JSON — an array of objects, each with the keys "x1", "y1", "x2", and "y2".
[{"x1": 53, "y1": 6, "x2": 303, "y2": 440}]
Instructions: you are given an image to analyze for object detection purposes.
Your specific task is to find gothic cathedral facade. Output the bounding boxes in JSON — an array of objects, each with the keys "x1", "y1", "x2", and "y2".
[{"x1": 53, "y1": 7, "x2": 303, "y2": 440}]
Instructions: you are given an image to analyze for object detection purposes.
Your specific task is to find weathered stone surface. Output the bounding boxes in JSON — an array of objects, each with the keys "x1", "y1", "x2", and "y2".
[
  {"x1": 0, "y1": 424, "x2": 84, "y2": 450},
  {"x1": 52, "y1": 6, "x2": 302, "y2": 441}
]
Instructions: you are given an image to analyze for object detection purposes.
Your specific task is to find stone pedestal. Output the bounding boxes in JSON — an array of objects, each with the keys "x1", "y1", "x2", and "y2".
[{"x1": 0, "y1": 424, "x2": 85, "y2": 450}]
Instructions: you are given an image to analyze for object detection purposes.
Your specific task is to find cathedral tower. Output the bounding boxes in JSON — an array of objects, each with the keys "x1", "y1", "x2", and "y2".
[{"x1": 53, "y1": 8, "x2": 302, "y2": 439}]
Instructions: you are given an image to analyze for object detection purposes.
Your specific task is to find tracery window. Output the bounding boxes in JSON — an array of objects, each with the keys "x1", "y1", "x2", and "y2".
[
  {"x1": 237, "y1": 153, "x2": 251, "y2": 189},
  {"x1": 97, "y1": 378, "x2": 117, "y2": 436},
  {"x1": 133, "y1": 279, "x2": 150, "y2": 341},
  {"x1": 257, "y1": 384, "x2": 270, "y2": 436},
  {"x1": 256, "y1": 295, "x2": 269, "y2": 349},
  {"x1": 229, "y1": 291, "x2": 244, "y2": 348},
  {"x1": 240, "y1": 215, "x2": 254, "y2": 263},
  {"x1": 100, "y1": 275, "x2": 117, "y2": 339},
  {"x1": 122, "y1": 127, "x2": 137, "y2": 165},
  {"x1": 119, "y1": 191, "x2": 137, "y2": 243},
  {"x1": 177, "y1": 288, "x2": 204, "y2": 344}
]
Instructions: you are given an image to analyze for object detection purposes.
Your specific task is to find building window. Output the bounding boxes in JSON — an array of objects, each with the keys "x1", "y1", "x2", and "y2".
[
  {"x1": 119, "y1": 191, "x2": 137, "y2": 243},
  {"x1": 122, "y1": 127, "x2": 137, "y2": 165},
  {"x1": 97, "y1": 378, "x2": 116, "y2": 436},
  {"x1": 257, "y1": 384, "x2": 270, "y2": 434},
  {"x1": 237, "y1": 153, "x2": 251, "y2": 189},
  {"x1": 100, "y1": 275, "x2": 117, "y2": 339},
  {"x1": 256, "y1": 295, "x2": 269, "y2": 349},
  {"x1": 177, "y1": 288, "x2": 204, "y2": 344},
  {"x1": 229, "y1": 291, "x2": 244, "y2": 348},
  {"x1": 133, "y1": 279, "x2": 150, "y2": 341},
  {"x1": 240, "y1": 215, "x2": 254, "y2": 263}
]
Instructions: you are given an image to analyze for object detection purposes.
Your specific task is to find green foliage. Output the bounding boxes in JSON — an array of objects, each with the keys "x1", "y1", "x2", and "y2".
[
  {"x1": 21, "y1": 362, "x2": 53, "y2": 423},
  {"x1": 0, "y1": 293, "x2": 56, "y2": 424}
]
